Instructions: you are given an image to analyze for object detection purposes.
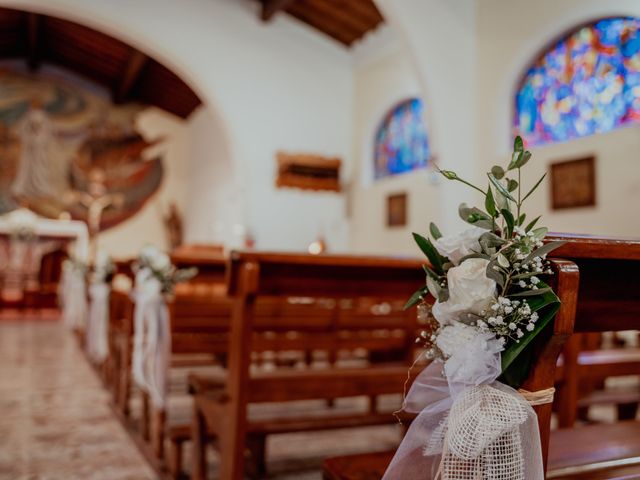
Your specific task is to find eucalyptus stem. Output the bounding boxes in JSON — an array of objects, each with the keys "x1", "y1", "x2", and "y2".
[{"x1": 517, "y1": 167, "x2": 522, "y2": 227}]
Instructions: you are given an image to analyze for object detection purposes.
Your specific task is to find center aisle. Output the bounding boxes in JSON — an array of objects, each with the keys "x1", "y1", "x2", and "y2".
[{"x1": 0, "y1": 318, "x2": 157, "y2": 480}]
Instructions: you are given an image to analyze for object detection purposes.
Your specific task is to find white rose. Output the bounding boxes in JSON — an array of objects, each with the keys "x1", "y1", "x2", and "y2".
[
  {"x1": 436, "y1": 322, "x2": 478, "y2": 358},
  {"x1": 140, "y1": 244, "x2": 160, "y2": 263},
  {"x1": 432, "y1": 258, "x2": 496, "y2": 325},
  {"x1": 434, "y1": 226, "x2": 486, "y2": 265},
  {"x1": 150, "y1": 252, "x2": 171, "y2": 272}
]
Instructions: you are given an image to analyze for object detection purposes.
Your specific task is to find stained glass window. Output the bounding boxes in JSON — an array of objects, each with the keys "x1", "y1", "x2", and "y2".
[
  {"x1": 515, "y1": 17, "x2": 640, "y2": 146},
  {"x1": 374, "y1": 98, "x2": 430, "y2": 179}
]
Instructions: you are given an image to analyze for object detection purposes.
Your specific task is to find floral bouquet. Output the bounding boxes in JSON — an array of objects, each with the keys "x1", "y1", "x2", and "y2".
[
  {"x1": 133, "y1": 244, "x2": 197, "y2": 295},
  {"x1": 384, "y1": 137, "x2": 564, "y2": 480},
  {"x1": 92, "y1": 251, "x2": 116, "y2": 284},
  {"x1": 4, "y1": 207, "x2": 38, "y2": 241}
]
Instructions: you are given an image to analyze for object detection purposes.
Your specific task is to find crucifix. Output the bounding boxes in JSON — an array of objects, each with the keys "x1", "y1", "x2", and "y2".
[{"x1": 67, "y1": 168, "x2": 123, "y2": 265}]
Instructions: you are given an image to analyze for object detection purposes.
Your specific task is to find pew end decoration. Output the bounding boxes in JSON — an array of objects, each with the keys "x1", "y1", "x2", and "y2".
[
  {"x1": 388, "y1": 137, "x2": 564, "y2": 480},
  {"x1": 131, "y1": 245, "x2": 197, "y2": 408}
]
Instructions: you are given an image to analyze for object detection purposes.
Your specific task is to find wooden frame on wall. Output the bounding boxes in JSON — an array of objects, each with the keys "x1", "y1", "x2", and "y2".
[
  {"x1": 549, "y1": 156, "x2": 596, "y2": 210},
  {"x1": 387, "y1": 192, "x2": 407, "y2": 227}
]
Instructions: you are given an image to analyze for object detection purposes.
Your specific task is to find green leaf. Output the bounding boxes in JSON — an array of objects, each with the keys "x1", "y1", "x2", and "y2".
[
  {"x1": 507, "y1": 179, "x2": 519, "y2": 192},
  {"x1": 514, "y1": 136, "x2": 524, "y2": 153},
  {"x1": 458, "y1": 253, "x2": 491, "y2": 263},
  {"x1": 518, "y1": 213, "x2": 526, "y2": 227},
  {"x1": 501, "y1": 208, "x2": 515, "y2": 237},
  {"x1": 412, "y1": 233, "x2": 445, "y2": 274},
  {"x1": 488, "y1": 173, "x2": 517, "y2": 202},
  {"x1": 439, "y1": 169, "x2": 458, "y2": 180},
  {"x1": 458, "y1": 204, "x2": 493, "y2": 230},
  {"x1": 521, "y1": 172, "x2": 547, "y2": 203},
  {"x1": 525, "y1": 215, "x2": 541, "y2": 232},
  {"x1": 429, "y1": 222, "x2": 442, "y2": 240},
  {"x1": 500, "y1": 287, "x2": 560, "y2": 388},
  {"x1": 485, "y1": 259, "x2": 505, "y2": 289},
  {"x1": 497, "y1": 252, "x2": 510, "y2": 268},
  {"x1": 515, "y1": 150, "x2": 532, "y2": 168},
  {"x1": 523, "y1": 240, "x2": 567, "y2": 264},
  {"x1": 491, "y1": 166, "x2": 505, "y2": 180},
  {"x1": 422, "y1": 264, "x2": 441, "y2": 281},
  {"x1": 404, "y1": 286, "x2": 428, "y2": 310},
  {"x1": 485, "y1": 186, "x2": 497, "y2": 217},
  {"x1": 426, "y1": 276, "x2": 440, "y2": 300},
  {"x1": 532, "y1": 227, "x2": 548, "y2": 240},
  {"x1": 509, "y1": 287, "x2": 552, "y2": 297},
  {"x1": 478, "y1": 232, "x2": 506, "y2": 253}
]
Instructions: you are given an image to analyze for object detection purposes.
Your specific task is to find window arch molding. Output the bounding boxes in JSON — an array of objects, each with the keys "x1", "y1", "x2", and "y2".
[
  {"x1": 373, "y1": 97, "x2": 431, "y2": 180},
  {"x1": 513, "y1": 16, "x2": 640, "y2": 147}
]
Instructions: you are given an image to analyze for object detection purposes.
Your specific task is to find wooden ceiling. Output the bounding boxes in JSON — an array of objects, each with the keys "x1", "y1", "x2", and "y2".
[
  {"x1": 0, "y1": 7, "x2": 201, "y2": 119},
  {"x1": 260, "y1": 0, "x2": 384, "y2": 46}
]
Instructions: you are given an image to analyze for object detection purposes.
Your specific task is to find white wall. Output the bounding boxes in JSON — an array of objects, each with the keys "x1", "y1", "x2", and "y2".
[
  {"x1": 349, "y1": 30, "x2": 441, "y2": 254},
  {"x1": 1, "y1": 0, "x2": 353, "y2": 252},
  {"x1": 97, "y1": 108, "x2": 188, "y2": 258}
]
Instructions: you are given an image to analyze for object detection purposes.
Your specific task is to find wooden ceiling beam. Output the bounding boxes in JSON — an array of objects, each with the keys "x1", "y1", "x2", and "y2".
[
  {"x1": 261, "y1": 0, "x2": 296, "y2": 22},
  {"x1": 26, "y1": 12, "x2": 41, "y2": 71},
  {"x1": 113, "y1": 48, "x2": 147, "y2": 103}
]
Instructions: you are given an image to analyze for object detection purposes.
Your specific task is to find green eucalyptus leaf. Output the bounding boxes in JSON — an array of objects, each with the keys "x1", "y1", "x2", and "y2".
[
  {"x1": 404, "y1": 286, "x2": 428, "y2": 310},
  {"x1": 485, "y1": 187, "x2": 497, "y2": 217},
  {"x1": 491, "y1": 166, "x2": 505, "y2": 180},
  {"x1": 479, "y1": 232, "x2": 507, "y2": 250},
  {"x1": 497, "y1": 252, "x2": 510, "y2": 268},
  {"x1": 440, "y1": 170, "x2": 458, "y2": 180},
  {"x1": 485, "y1": 259, "x2": 505, "y2": 288},
  {"x1": 458, "y1": 253, "x2": 491, "y2": 263},
  {"x1": 518, "y1": 213, "x2": 526, "y2": 227},
  {"x1": 422, "y1": 264, "x2": 441, "y2": 281},
  {"x1": 426, "y1": 276, "x2": 440, "y2": 300},
  {"x1": 507, "y1": 179, "x2": 519, "y2": 192},
  {"x1": 521, "y1": 172, "x2": 547, "y2": 203},
  {"x1": 525, "y1": 216, "x2": 541, "y2": 232},
  {"x1": 429, "y1": 222, "x2": 443, "y2": 240},
  {"x1": 412, "y1": 233, "x2": 445, "y2": 274},
  {"x1": 458, "y1": 204, "x2": 494, "y2": 230},
  {"x1": 501, "y1": 208, "x2": 515, "y2": 237},
  {"x1": 523, "y1": 240, "x2": 567, "y2": 264},
  {"x1": 532, "y1": 227, "x2": 549, "y2": 240},
  {"x1": 514, "y1": 136, "x2": 524, "y2": 153},
  {"x1": 515, "y1": 150, "x2": 532, "y2": 168},
  {"x1": 488, "y1": 174, "x2": 517, "y2": 202}
]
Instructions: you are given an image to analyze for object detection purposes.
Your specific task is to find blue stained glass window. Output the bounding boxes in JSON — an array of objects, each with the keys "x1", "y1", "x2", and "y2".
[
  {"x1": 515, "y1": 17, "x2": 640, "y2": 146},
  {"x1": 374, "y1": 98, "x2": 430, "y2": 179}
]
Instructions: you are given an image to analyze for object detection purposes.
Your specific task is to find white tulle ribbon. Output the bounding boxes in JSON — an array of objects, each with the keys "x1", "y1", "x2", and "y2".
[
  {"x1": 59, "y1": 262, "x2": 88, "y2": 330},
  {"x1": 131, "y1": 268, "x2": 170, "y2": 408},
  {"x1": 383, "y1": 333, "x2": 544, "y2": 480},
  {"x1": 86, "y1": 281, "x2": 110, "y2": 363}
]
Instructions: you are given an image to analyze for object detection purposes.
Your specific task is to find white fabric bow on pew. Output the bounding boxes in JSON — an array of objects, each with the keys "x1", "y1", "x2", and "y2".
[
  {"x1": 86, "y1": 281, "x2": 110, "y2": 363},
  {"x1": 131, "y1": 268, "x2": 170, "y2": 409},
  {"x1": 59, "y1": 262, "x2": 88, "y2": 330},
  {"x1": 383, "y1": 332, "x2": 545, "y2": 480}
]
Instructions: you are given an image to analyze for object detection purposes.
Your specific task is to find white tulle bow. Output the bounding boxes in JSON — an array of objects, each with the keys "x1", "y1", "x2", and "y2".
[
  {"x1": 383, "y1": 334, "x2": 544, "y2": 480},
  {"x1": 86, "y1": 281, "x2": 110, "y2": 362},
  {"x1": 131, "y1": 268, "x2": 170, "y2": 408}
]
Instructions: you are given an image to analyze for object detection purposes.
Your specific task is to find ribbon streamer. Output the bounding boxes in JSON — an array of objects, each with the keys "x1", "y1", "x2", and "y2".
[{"x1": 59, "y1": 262, "x2": 88, "y2": 330}]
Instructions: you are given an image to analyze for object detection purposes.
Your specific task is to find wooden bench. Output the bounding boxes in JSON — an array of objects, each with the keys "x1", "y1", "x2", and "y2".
[
  {"x1": 323, "y1": 234, "x2": 640, "y2": 480},
  {"x1": 187, "y1": 251, "x2": 458, "y2": 480}
]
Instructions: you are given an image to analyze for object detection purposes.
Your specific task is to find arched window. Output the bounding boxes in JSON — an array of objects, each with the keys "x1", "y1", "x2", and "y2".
[
  {"x1": 374, "y1": 98, "x2": 430, "y2": 179},
  {"x1": 515, "y1": 17, "x2": 640, "y2": 146}
]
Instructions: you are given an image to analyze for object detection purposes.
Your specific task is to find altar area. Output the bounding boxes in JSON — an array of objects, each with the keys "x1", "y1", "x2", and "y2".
[{"x1": 0, "y1": 210, "x2": 88, "y2": 308}]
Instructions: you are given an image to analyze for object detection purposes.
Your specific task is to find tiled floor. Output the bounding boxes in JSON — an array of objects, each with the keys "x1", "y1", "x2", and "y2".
[
  {"x1": 0, "y1": 317, "x2": 157, "y2": 480},
  {"x1": 0, "y1": 317, "x2": 403, "y2": 479}
]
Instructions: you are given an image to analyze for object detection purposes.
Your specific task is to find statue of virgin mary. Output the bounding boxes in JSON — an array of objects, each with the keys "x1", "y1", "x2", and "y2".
[{"x1": 11, "y1": 104, "x2": 71, "y2": 202}]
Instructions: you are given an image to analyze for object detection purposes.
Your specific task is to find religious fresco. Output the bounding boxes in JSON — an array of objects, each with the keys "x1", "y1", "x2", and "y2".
[
  {"x1": 0, "y1": 67, "x2": 164, "y2": 231},
  {"x1": 515, "y1": 17, "x2": 640, "y2": 146},
  {"x1": 374, "y1": 98, "x2": 430, "y2": 179}
]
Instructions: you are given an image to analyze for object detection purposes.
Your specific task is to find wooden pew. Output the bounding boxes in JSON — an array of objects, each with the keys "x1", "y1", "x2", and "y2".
[
  {"x1": 188, "y1": 251, "x2": 451, "y2": 480},
  {"x1": 323, "y1": 234, "x2": 640, "y2": 480}
]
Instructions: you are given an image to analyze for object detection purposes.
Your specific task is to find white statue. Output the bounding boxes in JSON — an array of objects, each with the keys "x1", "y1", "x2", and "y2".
[{"x1": 11, "y1": 103, "x2": 71, "y2": 201}]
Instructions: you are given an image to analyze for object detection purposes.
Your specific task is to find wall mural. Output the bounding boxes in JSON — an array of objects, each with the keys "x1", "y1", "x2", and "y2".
[{"x1": 0, "y1": 67, "x2": 164, "y2": 231}]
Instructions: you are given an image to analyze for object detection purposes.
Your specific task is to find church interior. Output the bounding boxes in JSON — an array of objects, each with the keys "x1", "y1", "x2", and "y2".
[{"x1": 1, "y1": 0, "x2": 640, "y2": 479}]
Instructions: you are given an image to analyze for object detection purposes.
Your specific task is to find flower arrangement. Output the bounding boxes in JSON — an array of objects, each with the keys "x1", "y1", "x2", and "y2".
[
  {"x1": 134, "y1": 244, "x2": 197, "y2": 295},
  {"x1": 384, "y1": 138, "x2": 564, "y2": 480},
  {"x1": 5, "y1": 207, "x2": 38, "y2": 241},
  {"x1": 405, "y1": 136, "x2": 564, "y2": 387}
]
